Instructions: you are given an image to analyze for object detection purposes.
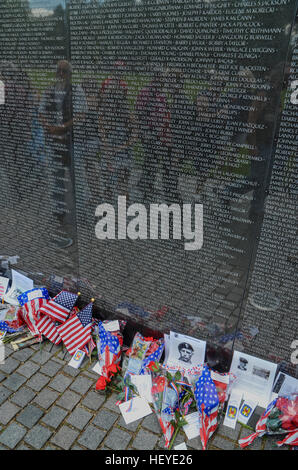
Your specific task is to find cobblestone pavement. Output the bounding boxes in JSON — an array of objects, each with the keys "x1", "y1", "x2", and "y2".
[{"x1": 0, "y1": 341, "x2": 288, "y2": 451}]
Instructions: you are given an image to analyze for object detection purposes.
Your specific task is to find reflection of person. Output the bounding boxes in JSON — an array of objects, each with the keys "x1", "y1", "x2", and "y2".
[
  {"x1": 178, "y1": 342, "x2": 194, "y2": 363},
  {"x1": 99, "y1": 81, "x2": 136, "y2": 200},
  {"x1": 135, "y1": 66, "x2": 170, "y2": 199},
  {"x1": 238, "y1": 357, "x2": 248, "y2": 371},
  {"x1": 39, "y1": 60, "x2": 87, "y2": 248}
]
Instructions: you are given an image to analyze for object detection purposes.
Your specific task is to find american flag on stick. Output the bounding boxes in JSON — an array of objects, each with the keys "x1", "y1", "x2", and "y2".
[
  {"x1": 57, "y1": 302, "x2": 93, "y2": 355},
  {"x1": 38, "y1": 291, "x2": 78, "y2": 323},
  {"x1": 194, "y1": 365, "x2": 219, "y2": 450},
  {"x1": 36, "y1": 315, "x2": 61, "y2": 345}
]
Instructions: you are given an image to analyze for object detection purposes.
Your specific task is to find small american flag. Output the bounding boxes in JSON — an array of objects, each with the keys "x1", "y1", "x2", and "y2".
[
  {"x1": 277, "y1": 431, "x2": 298, "y2": 447},
  {"x1": 36, "y1": 315, "x2": 61, "y2": 345},
  {"x1": 20, "y1": 298, "x2": 47, "y2": 338},
  {"x1": 238, "y1": 398, "x2": 276, "y2": 448},
  {"x1": 57, "y1": 302, "x2": 93, "y2": 355},
  {"x1": 194, "y1": 366, "x2": 219, "y2": 450},
  {"x1": 39, "y1": 291, "x2": 78, "y2": 323}
]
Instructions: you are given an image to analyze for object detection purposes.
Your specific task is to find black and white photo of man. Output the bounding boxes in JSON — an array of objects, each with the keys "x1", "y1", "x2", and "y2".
[{"x1": 178, "y1": 342, "x2": 194, "y2": 364}]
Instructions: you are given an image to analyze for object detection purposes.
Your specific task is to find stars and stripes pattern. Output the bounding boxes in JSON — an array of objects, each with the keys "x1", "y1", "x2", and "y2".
[
  {"x1": 20, "y1": 297, "x2": 48, "y2": 338},
  {"x1": 57, "y1": 302, "x2": 93, "y2": 355},
  {"x1": 194, "y1": 366, "x2": 219, "y2": 450},
  {"x1": 140, "y1": 342, "x2": 164, "y2": 375},
  {"x1": 238, "y1": 398, "x2": 277, "y2": 448},
  {"x1": 36, "y1": 315, "x2": 61, "y2": 345},
  {"x1": 39, "y1": 291, "x2": 78, "y2": 323},
  {"x1": 277, "y1": 431, "x2": 298, "y2": 447}
]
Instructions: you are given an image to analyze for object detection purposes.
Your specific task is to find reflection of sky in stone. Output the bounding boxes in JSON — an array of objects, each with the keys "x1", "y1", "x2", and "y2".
[{"x1": 29, "y1": 0, "x2": 64, "y2": 10}]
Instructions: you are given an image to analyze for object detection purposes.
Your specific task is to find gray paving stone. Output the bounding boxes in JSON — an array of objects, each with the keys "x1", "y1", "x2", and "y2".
[
  {"x1": 49, "y1": 373, "x2": 73, "y2": 392},
  {"x1": 78, "y1": 424, "x2": 106, "y2": 450},
  {"x1": 104, "y1": 428, "x2": 132, "y2": 450},
  {"x1": 40, "y1": 360, "x2": 63, "y2": 377},
  {"x1": 32, "y1": 388, "x2": 59, "y2": 409},
  {"x1": 218, "y1": 422, "x2": 242, "y2": 441},
  {"x1": 51, "y1": 425, "x2": 80, "y2": 450},
  {"x1": 17, "y1": 444, "x2": 31, "y2": 450},
  {"x1": 66, "y1": 407, "x2": 93, "y2": 430},
  {"x1": 10, "y1": 386, "x2": 36, "y2": 407},
  {"x1": 81, "y1": 390, "x2": 106, "y2": 410},
  {"x1": 142, "y1": 413, "x2": 162, "y2": 434},
  {"x1": 69, "y1": 376, "x2": 93, "y2": 395},
  {"x1": 11, "y1": 348, "x2": 35, "y2": 361},
  {"x1": 17, "y1": 404, "x2": 44, "y2": 428},
  {"x1": 0, "y1": 422, "x2": 27, "y2": 448},
  {"x1": 31, "y1": 351, "x2": 53, "y2": 365},
  {"x1": 71, "y1": 445, "x2": 85, "y2": 450},
  {"x1": 133, "y1": 428, "x2": 159, "y2": 450},
  {"x1": 0, "y1": 387, "x2": 13, "y2": 407},
  {"x1": 24, "y1": 424, "x2": 53, "y2": 449},
  {"x1": 103, "y1": 393, "x2": 121, "y2": 413},
  {"x1": 0, "y1": 401, "x2": 20, "y2": 425},
  {"x1": 0, "y1": 372, "x2": 5, "y2": 383},
  {"x1": 56, "y1": 390, "x2": 81, "y2": 410},
  {"x1": 186, "y1": 437, "x2": 203, "y2": 450},
  {"x1": 27, "y1": 372, "x2": 50, "y2": 391},
  {"x1": 16, "y1": 361, "x2": 40, "y2": 378},
  {"x1": 43, "y1": 342, "x2": 61, "y2": 354},
  {"x1": 42, "y1": 406, "x2": 68, "y2": 429},
  {"x1": 239, "y1": 428, "x2": 263, "y2": 450},
  {"x1": 117, "y1": 414, "x2": 140, "y2": 432},
  {"x1": 93, "y1": 408, "x2": 118, "y2": 430},
  {"x1": 62, "y1": 365, "x2": 81, "y2": 377},
  {"x1": 0, "y1": 357, "x2": 20, "y2": 374},
  {"x1": 212, "y1": 435, "x2": 236, "y2": 450},
  {"x1": 3, "y1": 372, "x2": 27, "y2": 391}
]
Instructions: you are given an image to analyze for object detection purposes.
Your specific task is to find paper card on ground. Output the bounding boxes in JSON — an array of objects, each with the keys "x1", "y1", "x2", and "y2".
[
  {"x1": 238, "y1": 398, "x2": 258, "y2": 425},
  {"x1": 223, "y1": 390, "x2": 242, "y2": 429},
  {"x1": 273, "y1": 372, "x2": 298, "y2": 396},
  {"x1": 165, "y1": 331, "x2": 206, "y2": 370},
  {"x1": 68, "y1": 350, "x2": 86, "y2": 369},
  {"x1": 119, "y1": 397, "x2": 152, "y2": 424},
  {"x1": 0, "y1": 277, "x2": 9, "y2": 298},
  {"x1": 92, "y1": 361, "x2": 103, "y2": 375},
  {"x1": 174, "y1": 442, "x2": 188, "y2": 450},
  {"x1": 130, "y1": 374, "x2": 153, "y2": 403},
  {"x1": 103, "y1": 320, "x2": 120, "y2": 332},
  {"x1": 183, "y1": 411, "x2": 201, "y2": 439},
  {"x1": 0, "y1": 330, "x2": 7, "y2": 342},
  {"x1": 229, "y1": 351, "x2": 277, "y2": 408},
  {"x1": 4, "y1": 270, "x2": 33, "y2": 305}
]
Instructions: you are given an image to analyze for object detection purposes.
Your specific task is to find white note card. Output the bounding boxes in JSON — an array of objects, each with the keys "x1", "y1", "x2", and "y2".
[{"x1": 119, "y1": 397, "x2": 152, "y2": 424}]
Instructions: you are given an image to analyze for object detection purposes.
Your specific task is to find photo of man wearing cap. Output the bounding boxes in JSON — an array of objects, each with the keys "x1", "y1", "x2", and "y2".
[{"x1": 178, "y1": 342, "x2": 194, "y2": 364}]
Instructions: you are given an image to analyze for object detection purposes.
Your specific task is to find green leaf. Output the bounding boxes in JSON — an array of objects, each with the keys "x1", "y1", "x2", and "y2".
[{"x1": 174, "y1": 371, "x2": 181, "y2": 382}]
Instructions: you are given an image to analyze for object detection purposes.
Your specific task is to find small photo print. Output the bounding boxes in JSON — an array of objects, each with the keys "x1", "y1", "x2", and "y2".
[
  {"x1": 252, "y1": 366, "x2": 270, "y2": 380},
  {"x1": 237, "y1": 357, "x2": 248, "y2": 371}
]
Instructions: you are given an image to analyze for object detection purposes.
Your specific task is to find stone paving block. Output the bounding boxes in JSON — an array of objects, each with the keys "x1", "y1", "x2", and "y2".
[
  {"x1": 132, "y1": 429, "x2": 159, "y2": 450},
  {"x1": 10, "y1": 386, "x2": 36, "y2": 407},
  {"x1": 142, "y1": 413, "x2": 162, "y2": 434},
  {"x1": 62, "y1": 365, "x2": 81, "y2": 377},
  {"x1": 0, "y1": 422, "x2": 27, "y2": 449},
  {"x1": 56, "y1": 350, "x2": 72, "y2": 362},
  {"x1": 104, "y1": 428, "x2": 132, "y2": 450},
  {"x1": 31, "y1": 351, "x2": 53, "y2": 365},
  {"x1": 81, "y1": 390, "x2": 106, "y2": 411},
  {"x1": 71, "y1": 445, "x2": 85, "y2": 450},
  {"x1": 66, "y1": 407, "x2": 93, "y2": 430},
  {"x1": 0, "y1": 401, "x2": 20, "y2": 425},
  {"x1": 239, "y1": 428, "x2": 263, "y2": 450},
  {"x1": 17, "y1": 444, "x2": 31, "y2": 450},
  {"x1": 0, "y1": 386, "x2": 12, "y2": 405},
  {"x1": 117, "y1": 414, "x2": 141, "y2": 432},
  {"x1": 78, "y1": 424, "x2": 106, "y2": 450},
  {"x1": 3, "y1": 372, "x2": 27, "y2": 391},
  {"x1": 263, "y1": 436, "x2": 287, "y2": 451},
  {"x1": 103, "y1": 393, "x2": 121, "y2": 413},
  {"x1": 186, "y1": 437, "x2": 203, "y2": 450},
  {"x1": 32, "y1": 388, "x2": 59, "y2": 409},
  {"x1": 218, "y1": 422, "x2": 242, "y2": 441},
  {"x1": 42, "y1": 406, "x2": 68, "y2": 429},
  {"x1": 27, "y1": 372, "x2": 50, "y2": 392},
  {"x1": 11, "y1": 348, "x2": 35, "y2": 361},
  {"x1": 69, "y1": 376, "x2": 93, "y2": 395},
  {"x1": 16, "y1": 361, "x2": 40, "y2": 378},
  {"x1": 212, "y1": 435, "x2": 236, "y2": 450},
  {"x1": 49, "y1": 373, "x2": 73, "y2": 392},
  {"x1": 51, "y1": 425, "x2": 80, "y2": 450},
  {"x1": 0, "y1": 372, "x2": 5, "y2": 383},
  {"x1": 43, "y1": 342, "x2": 61, "y2": 354},
  {"x1": 17, "y1": 404, "x2": 44, "y2": 428},
  {"x1": 24, "y1": 424, "x2": 53, "y2": 450},
  {"x1": 93, "y1": 408, "x2": 118, "y2": 430},
  {"x1": 0, "y1": 357, "x2": 20, "y2": 374},
  {"x1": 56, "y1": 390, "x2": 81, "y2": 411},
  {"x1": 40, "y1": 360, "x2": 63, "y2": 377}
]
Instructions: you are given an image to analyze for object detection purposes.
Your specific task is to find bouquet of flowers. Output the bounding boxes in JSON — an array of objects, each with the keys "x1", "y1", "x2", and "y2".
[{"x1": 239, "y1": 393, "x2": 298, "y2": 448}]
